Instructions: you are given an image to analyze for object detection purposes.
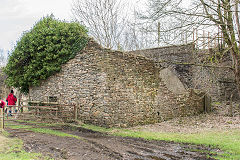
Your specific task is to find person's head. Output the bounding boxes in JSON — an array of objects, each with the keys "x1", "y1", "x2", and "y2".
[{"x1": 11, "y1": 90, "x2": 14, "y2": 94}]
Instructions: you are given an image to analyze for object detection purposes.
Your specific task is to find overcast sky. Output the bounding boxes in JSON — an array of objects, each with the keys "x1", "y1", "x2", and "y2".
[
  {"x1": 0, "y1": 0, "x2": 73, "y2": 53},
  {"x1": 0, "y1": 0, "x2": 145, "y2": 55}
]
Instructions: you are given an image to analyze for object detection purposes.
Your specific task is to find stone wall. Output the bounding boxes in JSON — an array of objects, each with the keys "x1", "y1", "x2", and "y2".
[
  {"x1": 191, "y1": 50, "x2": 239, "y2": 102},
  {"x1": 128, "y1": 44, "x2": 194, "y2": 63},
  {"x1": 128, "y1": 44, "x2": 194, "y2": 88},
  {"x1": 29, "y1": 40, "x2": 205, "y2": 127},
  {"x1": 130, "y1": 45, "x2": 239, "y2": 102}
]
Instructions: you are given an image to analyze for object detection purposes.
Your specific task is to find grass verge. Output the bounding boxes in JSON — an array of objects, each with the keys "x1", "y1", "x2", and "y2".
[
  {"x1": 0, "y1": 133, "x2": 51, "y2": 160},
  {"x1": 6, "y1": 122, "x2": 81, "y2": 139},
  {"x1": 0, "y1": 121, "x2": 81, "y2": 160},
  {"x1": 80, "y1": 124, "x2": 240, "y2": 160},
  {"x1": 5, "y1": 121, "x2": 240, "y2": 159}
]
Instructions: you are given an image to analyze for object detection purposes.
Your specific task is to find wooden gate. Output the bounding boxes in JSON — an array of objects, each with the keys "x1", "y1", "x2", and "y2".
[{"x1": 0, "y1": 104, "x2": 77, "y2": 132}]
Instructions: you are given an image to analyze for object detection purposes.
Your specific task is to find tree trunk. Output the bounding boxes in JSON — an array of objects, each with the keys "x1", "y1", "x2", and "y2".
[
  {"x1": 234, "y1": 63, "x2": 240, "y2": 97},
  {"x1": 232, "y1": 51, "x2": 240, "y2": 97}
]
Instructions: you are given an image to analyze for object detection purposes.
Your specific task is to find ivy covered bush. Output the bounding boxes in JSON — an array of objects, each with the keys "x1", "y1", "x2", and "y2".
[{"x1": 4, "y1": 16, "x2": 89, "y2": 93}]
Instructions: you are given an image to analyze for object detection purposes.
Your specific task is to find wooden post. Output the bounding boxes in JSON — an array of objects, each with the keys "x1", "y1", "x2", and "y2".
[
  {"x1": 214, "y1": 35, "x2": 217, "y2": 49},
  {"x1": 208, "y1": 32, "x2": 210, "y2": 49},
  {"x1": 204, "y1": 94, "x2": 212, "y2": 113},
  {"x1": 185, "y1": 31, "x2": 188, "y2": 44},
  {"x1": 196, "y1": 29, "x2": 198, "y2": 48},
  {"x1": 56, "y1": 107, "x2": 58, "y2": 117},
  {"x1": 193, "y1": 29, "x2": 195, "y2": 42},
  {"x1": 218, "y1": 25, "x2": 220, "y2": 50},
  {"x1": 203, "y1": 30, "x2": 205, "y2": 49},
  {"x1": 2, "y1": 108, "x2": 4, "y2": 129},
  {"x1": 193, "y1": 29, "x2": 195, "y2": 48},
  {"x1": 157, "y1": 22, "x2": 160, "y2": 46},
  {"x1": 181, "y1": 32, "x2": 183, "y2": 44},
  {"x1": 6, "y1": 107, "x2": 8, "y2": 119},
  {"x1": 221, "y1": 31, "x2": 225, "y2": 48},
  {"x1": 74, "y1": 105, "x2": 78, "y2": 120},
  {"x1": 221, "y1": 31, "x2": 223, "y2": 48},
  {"x1": 0, "y1": 108, "x2": 4, "y2": 130}
]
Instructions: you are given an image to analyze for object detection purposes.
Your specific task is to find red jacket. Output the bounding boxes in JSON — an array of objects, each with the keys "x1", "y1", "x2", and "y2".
[
  {"x1": 0, "y1": 100, "x2": 5, "y2": 109},
  {"x1": 6, "y1": 93, "x2": 17, "y2": 105}
]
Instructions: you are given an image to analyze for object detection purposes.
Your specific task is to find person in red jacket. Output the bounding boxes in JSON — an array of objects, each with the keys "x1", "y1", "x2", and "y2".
[
  {"x1": 6, "y1": 90, "x2": 17, "y2": 105},
  {"x1": 0, "y1": 99, "x2": 6, "y2": 110},
  {"x1": 6, "y1": 90, "x2": 17, "y2": 115}
]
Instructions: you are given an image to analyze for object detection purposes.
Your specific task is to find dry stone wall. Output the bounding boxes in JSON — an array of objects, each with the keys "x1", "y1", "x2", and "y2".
[
  {"x1": 29, "y1": 40, "x2": 205, "y2": 127},
  {"x1": 191, "y1": 51, "x2": 239, "y2": 102},
  {"x1": 128, "y1": 44, "x2": 194, "y2": 88},
  {"x1": 130, "y1": 45, "x2": 239, "y2": 102}
]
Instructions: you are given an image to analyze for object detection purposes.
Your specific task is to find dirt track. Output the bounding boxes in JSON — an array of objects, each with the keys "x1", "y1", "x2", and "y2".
[{"x1": 6, "y1": 124, "x2": 219, "y2": 160}]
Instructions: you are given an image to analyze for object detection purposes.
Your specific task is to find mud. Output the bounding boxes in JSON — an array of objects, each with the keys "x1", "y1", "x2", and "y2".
[{"x1": 5, "y1": 122, "x2": 221, "y2": 160}]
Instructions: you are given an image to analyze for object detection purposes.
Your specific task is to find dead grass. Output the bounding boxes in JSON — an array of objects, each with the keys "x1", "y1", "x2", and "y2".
[{"x1": 131, "y1": 102, "x2": 240, "y2": 134}]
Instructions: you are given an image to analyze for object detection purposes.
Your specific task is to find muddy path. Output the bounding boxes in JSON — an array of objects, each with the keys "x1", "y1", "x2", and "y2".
[{"x1": 6, "y1": 123, "x2": 219, "y2": 160}]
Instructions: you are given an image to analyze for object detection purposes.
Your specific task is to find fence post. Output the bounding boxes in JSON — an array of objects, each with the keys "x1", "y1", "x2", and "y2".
[
  {"x1": 208, "y1": 32, "x2": 210, "y2": 49},
  {"x1": 55, "y1": 106, "x2": 58, "y2": 118},
  {"x1": 204, "y1": 94, "x2": 212, "y2": 113},
  {"x1": 157, "y1": 22, "x2": 160, "y2": 46},
  {"x1": 203, "y1": 30, "x2": 206, "y2": 49},
  {"x1": 195, "y1": 29, "x2": 198, "y2": 48},
  {"x1": 0, "y1": 108, "x2": 4, "y2": 130},
  {"x1": 74, "y1": 105, "x2": 78, "y2": 120}
]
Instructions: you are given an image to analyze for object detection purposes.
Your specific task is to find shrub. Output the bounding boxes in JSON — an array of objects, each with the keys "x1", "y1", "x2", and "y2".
[{"x1": 4, "y1": 15, "x2": 89, "y2": 93}]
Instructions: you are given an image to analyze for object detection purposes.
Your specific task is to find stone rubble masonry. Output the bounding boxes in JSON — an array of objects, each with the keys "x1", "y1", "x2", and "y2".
[
  {"x1": 29, "y1": 39, "x2": 205, "y2": 128},
  {"x1": 191, "y1": 50, "x2": 239, "y2": 102},
  {"x1": 129, "y1": 44, "x2": 239, "y2": 102},
  {"x1": 128, "y1": 44, "x2": 194, "y2": 89}
]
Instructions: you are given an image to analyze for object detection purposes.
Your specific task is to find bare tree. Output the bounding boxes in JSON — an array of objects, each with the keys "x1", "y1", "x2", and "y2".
[
  {"x1": 141, "y1": 0, "x2": 240, "y2": 96},
  {"x1": 71, "y1": 0, "x2": 129, "y2": 50},
  {"x1": 136, "y1": 1, "x2": 190, "y2": 46},
  {"x1": 122, "y1": 18, "x2": 159, "y2": 50}
]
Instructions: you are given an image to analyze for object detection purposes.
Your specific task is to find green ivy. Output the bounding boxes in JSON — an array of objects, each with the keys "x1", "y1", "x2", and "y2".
[{"x1": 4, "y1": 15, "x2": 89, "y2": 93}]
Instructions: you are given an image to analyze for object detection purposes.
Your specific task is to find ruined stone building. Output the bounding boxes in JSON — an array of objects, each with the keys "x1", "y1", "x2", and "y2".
[
  {"x1": 130, "y1": 44, "x2": 239, "y2": 102},
  {"x1": 1, "y1": 39, "x2": 238, "y2": 127},
  {"x1": 28, "y1": 40, "x2": 206, "y2": 127}
]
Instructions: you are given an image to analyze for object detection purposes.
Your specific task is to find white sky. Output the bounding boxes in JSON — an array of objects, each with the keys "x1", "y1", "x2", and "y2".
[
  {"x1": 0, "y1": 0, "x2": 145, "y2": 55},
  {"x1": 0, "y1": 0, "x2": 73, "y2": 53},
  {"x1": 0, "y1": 0, "x2": 191, "y2": 54}
]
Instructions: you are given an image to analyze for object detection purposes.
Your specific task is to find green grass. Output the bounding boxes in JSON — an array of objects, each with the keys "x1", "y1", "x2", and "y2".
[
  {"x1": 78, "y1": 124, "x2": 240, "y2": 160},
  {"x1": 0, "y1": 135, "x2": 51, "y2": 160},
  {"x1": 6, "y1": 122, "x2": 81, "y2": 140},
  {"x1": 6, "y1": 124, "x2": 32, "y2": 130},
  {"x1": 16, "y1": 120, "x2": 64, "y2": 127},
  {"x1": 80, "y1": 124, "x2": 113, "y2": 133},
  {"x1": 110, "y1": 129, "x2": 240, "y2": 160},
  {"x1": 28, "y1": 128, "x2": 81, "y2": 139},
  {"x1": 0, "y1": 121, "x2": 81, "y2": 160},
  {"x1": 4, "y1": 120, "x2": 240, "y2": 159}
]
